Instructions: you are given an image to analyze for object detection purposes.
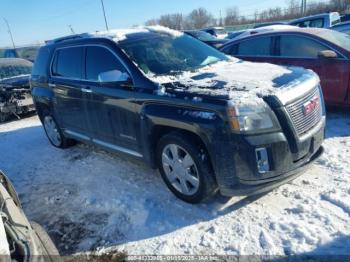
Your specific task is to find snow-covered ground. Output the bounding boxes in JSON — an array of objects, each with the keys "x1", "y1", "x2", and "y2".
[{"x1": 0, "y1": 112, "x2": 349, "y2": 256}]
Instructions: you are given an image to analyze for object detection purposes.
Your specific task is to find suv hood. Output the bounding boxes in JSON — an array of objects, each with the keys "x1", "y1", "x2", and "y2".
[{"x1": 152, "y1": 59, "x2": 318, "y2": 105}]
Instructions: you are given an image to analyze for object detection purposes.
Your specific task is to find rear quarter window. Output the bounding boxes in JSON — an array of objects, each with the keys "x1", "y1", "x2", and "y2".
[{"x1": 31, "y1": 46, "x2": 50, "y2": 77}]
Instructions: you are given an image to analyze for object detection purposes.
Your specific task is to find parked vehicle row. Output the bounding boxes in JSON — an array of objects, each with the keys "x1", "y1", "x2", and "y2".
[
  {"x1": 31, "y1": 26, "x2": 325, "y2": 203},
  {"x1": 220, "y1": 27, "x2": 350, "y2": 108}
]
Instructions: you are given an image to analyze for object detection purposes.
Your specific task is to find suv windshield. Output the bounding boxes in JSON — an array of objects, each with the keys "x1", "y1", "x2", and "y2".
[
  {"x1": 119, "y1": 33, "x2": 228, "y2": 75},
  {"x1": 317, "y1": 30, "x2": 350, "y2": 51},
  {"x1": 0, "y1": 59, "x2": 33, "y2": 80}
]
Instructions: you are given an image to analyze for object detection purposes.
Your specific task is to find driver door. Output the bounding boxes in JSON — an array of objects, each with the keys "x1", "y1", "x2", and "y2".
[{"x1": 83, "y1": 45, "x2": 140, "y2": 153}]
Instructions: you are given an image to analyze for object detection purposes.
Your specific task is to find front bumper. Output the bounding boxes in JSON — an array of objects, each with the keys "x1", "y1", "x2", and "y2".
[
  {"x1": 220, "y1": 146, "x2": 323, "y2": 196},
  {"x1": 213, "y1": 117, "x2": 325, "y2": 196}
]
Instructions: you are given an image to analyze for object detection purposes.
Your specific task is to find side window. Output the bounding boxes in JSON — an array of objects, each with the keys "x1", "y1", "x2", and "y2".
[
  {"x1": 85, "y1": 46, "x2": 127, "y2": 81},
  {"x1": 221, "y1": 44, "x2": 238, "y2": 56},
  {"x1": 309, "y1": 18, "x2": 324, "y2": 28},
  {"x1": 236, "y1": 37, "x2": 272, "y2": 56},
  {"x1": 52, "y1": 47, "x2": 83, "y2": 78},
  {"x1": 280, "y1": 35, "x2": 327, "y2": 58},
  {"x1": 294, "y1": 19, "x2": 324, "y2": 28}
]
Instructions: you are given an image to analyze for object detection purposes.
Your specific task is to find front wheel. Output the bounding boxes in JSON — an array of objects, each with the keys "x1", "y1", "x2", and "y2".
[{"x1": 157, "y1": 132, "x2": 218, "y2": 204}]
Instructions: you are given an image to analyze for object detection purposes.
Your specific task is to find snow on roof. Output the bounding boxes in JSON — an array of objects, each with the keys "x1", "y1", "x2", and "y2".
[
  {"x1": 232, "y1": 25, "x2": 298, "y2": 41},
  {"x1": 93, "y1": 25, "x2": 183, "y2": 42}
]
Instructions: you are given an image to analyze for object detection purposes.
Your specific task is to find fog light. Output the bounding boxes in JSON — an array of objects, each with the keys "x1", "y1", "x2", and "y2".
[{"x1": 255, "y1": 148, "x2": 270, "y2": 174}]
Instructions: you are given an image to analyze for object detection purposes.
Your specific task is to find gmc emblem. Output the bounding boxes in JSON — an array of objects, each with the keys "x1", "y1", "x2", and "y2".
[{"x1": 303, "y1": 96, "x2": 319, "y2": 115}]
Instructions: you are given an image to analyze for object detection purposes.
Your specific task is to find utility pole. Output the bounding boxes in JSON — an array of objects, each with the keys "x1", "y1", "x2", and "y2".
[
  {"x1": 3, "y1": 18, "x2": 16, "y2": 49},
  {"x1": 301, "y1": 0, "x2": 307, "y2": 15},
  {"x1": 100, "y1": 0, "x2": 109, "y2": 31}
]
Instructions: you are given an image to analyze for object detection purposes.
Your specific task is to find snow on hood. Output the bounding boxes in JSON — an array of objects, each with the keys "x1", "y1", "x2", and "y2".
[{"x1": 149, "y1": 59, "x2": 317, "y2": 106}]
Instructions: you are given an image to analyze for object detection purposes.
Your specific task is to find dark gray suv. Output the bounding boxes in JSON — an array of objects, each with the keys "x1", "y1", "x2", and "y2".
[{"x1": 31, "y1": 26, "x2": 325, "y2": 203}]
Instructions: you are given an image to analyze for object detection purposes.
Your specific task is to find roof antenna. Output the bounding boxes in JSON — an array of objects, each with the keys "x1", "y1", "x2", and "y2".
[
  {"x1": 69, "y1": 25, "x2": 75, "y2": 34},
  {"x1": 100, "y1": 0, "x2": 109, "y2": 31}
]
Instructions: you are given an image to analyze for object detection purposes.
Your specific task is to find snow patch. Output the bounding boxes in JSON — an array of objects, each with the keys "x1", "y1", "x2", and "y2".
[
  {"x1": 92, "y1": 25, "x2": 182, "y2": 42},
  {"x1": 0, "y1": 112, "x2": 349, "y2": 256}
]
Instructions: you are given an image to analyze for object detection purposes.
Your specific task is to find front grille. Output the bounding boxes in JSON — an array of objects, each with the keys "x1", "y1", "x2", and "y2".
[{"x1": 285, "y1": 86, "x2": 322, "y2": 137}]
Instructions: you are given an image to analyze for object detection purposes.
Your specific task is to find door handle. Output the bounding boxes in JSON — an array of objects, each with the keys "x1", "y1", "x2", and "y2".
[
  {"x1": 48, "y1": 83, "x2": 56, "y2": 88},
  {"x1": 81, "y1": 87, "x2": 92, "y2": 93}
]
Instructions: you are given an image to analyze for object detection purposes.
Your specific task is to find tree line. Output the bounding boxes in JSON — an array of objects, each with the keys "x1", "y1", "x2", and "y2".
[{"x1": 145, "y1": 0, "x2": 350, "y2": 30}]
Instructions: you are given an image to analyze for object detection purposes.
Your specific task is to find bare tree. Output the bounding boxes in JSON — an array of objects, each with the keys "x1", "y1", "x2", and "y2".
[
  {"x1": 145, "y1": 18, "x2": 159, "y2": 26},
  {"x1": 158, "y1": 13, "x2": 184, "y2": 30},
  {"x1": 224, "y1": 7, "x2": 240, "y2": 26},
  {"x1": 186, "y1": 8, "x2": 214, "y2": 29},
  {"x1": 144, "y1": 0, "x2": 350, "y2": 31}
]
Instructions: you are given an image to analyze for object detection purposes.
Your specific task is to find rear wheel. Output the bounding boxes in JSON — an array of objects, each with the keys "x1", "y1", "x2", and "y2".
[
  {"x1": 157, "y1": 132, "x2": 217, "y2": 203},
  {"x1": 42, "y1": 111, "x2": 75, "y2": 148}
]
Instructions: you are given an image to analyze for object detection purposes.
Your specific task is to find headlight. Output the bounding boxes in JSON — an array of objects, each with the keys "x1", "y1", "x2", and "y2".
[{"x1": 227, "y1": 98, "x2": 280, "y2": 133}]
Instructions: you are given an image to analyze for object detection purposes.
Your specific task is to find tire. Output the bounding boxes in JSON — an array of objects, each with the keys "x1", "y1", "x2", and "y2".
[
  {"x1": 30, "y1": 221, "x2": 61, "y2": 259},
  {"x1": 156, "y1": 132, "x2": 218, "y2": 204},
  {"x1": 41, "y1": 110, "x2": 75, "y2": 149}
]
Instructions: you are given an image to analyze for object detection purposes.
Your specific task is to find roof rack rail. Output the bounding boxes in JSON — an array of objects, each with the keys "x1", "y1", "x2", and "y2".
[{"x1": 46, "y1": 33, "x2": 91, "y2": 44}]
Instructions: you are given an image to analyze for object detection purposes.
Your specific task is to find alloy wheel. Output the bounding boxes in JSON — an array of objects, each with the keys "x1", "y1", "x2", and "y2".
[{"x1": 162, "y1": 144, "x2": 200, "y2": 196}]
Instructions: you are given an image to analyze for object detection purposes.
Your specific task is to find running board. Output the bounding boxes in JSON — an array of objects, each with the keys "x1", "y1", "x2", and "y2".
[{"x1": 64, "y1": 130, "x2": 143, "y2": 158}]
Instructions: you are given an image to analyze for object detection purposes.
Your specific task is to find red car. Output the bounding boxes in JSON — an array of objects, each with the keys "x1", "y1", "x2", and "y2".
[{"x1": 220, "y1": 28, "x2": 350, "y2": 108}]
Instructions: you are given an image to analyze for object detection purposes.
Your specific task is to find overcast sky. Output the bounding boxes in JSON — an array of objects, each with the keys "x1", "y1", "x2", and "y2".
[{"x1": 0, "y1": 0, "x2": 306, "y2": 47}]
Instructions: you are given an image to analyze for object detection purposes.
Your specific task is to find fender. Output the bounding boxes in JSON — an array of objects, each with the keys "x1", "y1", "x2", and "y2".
[{"x1": 139, "y1": 102, "x2": 228, "y2": 171}]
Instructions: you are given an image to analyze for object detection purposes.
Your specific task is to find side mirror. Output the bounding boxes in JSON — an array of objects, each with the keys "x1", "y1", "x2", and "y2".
[
  {"x1": 98, "y1": 70, "x2": 131, "y2": 83},
  {"x1": 318, "y1": 50, "x2": 338, "y2": 59}
]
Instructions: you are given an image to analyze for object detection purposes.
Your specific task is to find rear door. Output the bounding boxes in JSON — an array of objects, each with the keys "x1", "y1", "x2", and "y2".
[
  {"x1": 83, "y1": 45, "x2": 140, "y2": 153},
  {"x1": 50, "y1": 46, "x2": 91, "y2": 137}
]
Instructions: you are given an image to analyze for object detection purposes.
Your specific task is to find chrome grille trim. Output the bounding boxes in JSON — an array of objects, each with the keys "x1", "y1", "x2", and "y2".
[{"x1": 285, "y1": 86, "x2": 323, "y2": 137}]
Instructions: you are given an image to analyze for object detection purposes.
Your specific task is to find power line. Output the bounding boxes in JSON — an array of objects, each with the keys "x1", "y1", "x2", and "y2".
[{"x1": 3, "y1": 18, "x2": 15, "y2": 49}]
